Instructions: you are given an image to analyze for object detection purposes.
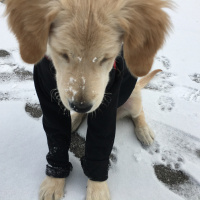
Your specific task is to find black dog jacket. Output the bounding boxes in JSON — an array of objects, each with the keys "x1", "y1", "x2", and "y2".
[{"x1": 33, "y1": 50, "x2": 137, "y2": 181}]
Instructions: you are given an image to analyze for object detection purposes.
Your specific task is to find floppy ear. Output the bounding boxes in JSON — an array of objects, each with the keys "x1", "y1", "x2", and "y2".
[
  {"x1": 119, "y1": 0, "x2": 172, "y2": 77},
  {"x1": 5, "y1": 0, "x2": 59, "y2": 64}
]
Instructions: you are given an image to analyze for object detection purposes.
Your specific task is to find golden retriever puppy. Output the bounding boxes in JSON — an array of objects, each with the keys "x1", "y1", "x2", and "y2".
[{"x1": 5, "y1": 0, "x2": 172, "y2": 199}]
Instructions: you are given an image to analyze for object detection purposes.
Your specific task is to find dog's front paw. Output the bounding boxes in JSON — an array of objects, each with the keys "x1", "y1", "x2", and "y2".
[
  {"x1": 135, "y1": 125, "x2": 155, "y2": 145},
  {"x1": 39, "y1": 176, "x2": 65, "y2": 200},
  {"x1": 86, "y1": 180, "x2": 111, "y2": 200}
]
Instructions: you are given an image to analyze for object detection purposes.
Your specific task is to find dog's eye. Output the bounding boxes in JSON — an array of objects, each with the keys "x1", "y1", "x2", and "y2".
[
  {"x1": 100, "y1": 58, "x2": 109, "y2": 66},
  {"x1": 62, "y1": 53, "x2": 70, "y2": 62}
]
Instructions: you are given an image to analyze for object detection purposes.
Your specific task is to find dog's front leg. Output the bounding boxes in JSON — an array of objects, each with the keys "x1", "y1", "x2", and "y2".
[
  {"x1": 86, "y1": 180, "x2": 110, "y2": 200},
  {"x1": 39, "y1": 176, "x2": 66, "y2": 200}
]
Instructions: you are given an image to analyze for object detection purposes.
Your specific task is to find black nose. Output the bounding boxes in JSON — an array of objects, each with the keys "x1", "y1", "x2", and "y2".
[{"x1": 69, "y1": 101, "x2": 93, "y2": 113}]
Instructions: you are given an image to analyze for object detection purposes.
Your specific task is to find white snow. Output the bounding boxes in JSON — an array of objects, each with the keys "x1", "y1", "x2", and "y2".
[
  {"x1": 77, "y1": 57, "x2": 82, "y2": 62},
  {"x1": 65, "y1": 87, "x2": 77, "y2": 102},
  {"x1": 0, "y1": 1, "x2": 200, "y2": 200},
  {"x1": 92, "y1": 57, "x2": 97, "y2": 63},
  {"x1": 69, "y1": 77, "x2": 77, "y2": 84},
  {"x1": 81, "y1": 76, "x2": 86, "y2": 84}
]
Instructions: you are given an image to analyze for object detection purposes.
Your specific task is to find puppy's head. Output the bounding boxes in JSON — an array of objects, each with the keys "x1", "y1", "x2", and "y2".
[{"x1": 6, "y1": 0, "x2": 172, "y2": 113}]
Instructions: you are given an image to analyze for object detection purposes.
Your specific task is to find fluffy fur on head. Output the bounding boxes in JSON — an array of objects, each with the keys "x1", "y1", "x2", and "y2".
[
  {"x1": 6, "y1": 0, "x2": 172, "y2": 75},
  {"x1": 6, "y1": 0, "x2": 172, "y2": 112}
]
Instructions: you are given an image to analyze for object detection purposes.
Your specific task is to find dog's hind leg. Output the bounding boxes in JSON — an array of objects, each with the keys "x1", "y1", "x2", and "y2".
[
  {"x1": 117, "y1": 87, "x2": 155, "y2": 145},
  {"x1": 132, "y1": 108, "x2": 155, "y2": 145},
  {"x1": 117, "y1": 87, "x2": 154, "y2": 145},
  {"x1": 117, "y1": 70, "x2": 161, "y2": 145},
  {"x1": 71, "y1": 112, "x2": 86, "y2": 133}
]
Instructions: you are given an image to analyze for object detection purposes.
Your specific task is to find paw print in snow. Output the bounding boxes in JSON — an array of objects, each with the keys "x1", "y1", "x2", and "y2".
[
  {"x1": 156, "y1": 56, "x2": 171, "y2": 70},
  {"x1": 109, "y1": 146, "x2": 118, "y2": 165},
  {"x1": 183, "y1": 87, "x2": 200, "y2": 103},
  {"x1": 161, "y1": 151, "x2": 184, "y2": 170},
  {"x1": 146, "y1": 141, "x2": 160, "y2": 155},
  {"x1": 158, "y1": 96, "x2": 175, "y2": 111},
  {"x1": 145, "y1": 81, "x2": 174, "y2": 93},
  {"x1": 158, "y1": 71, "x2": 176, "y2": 80},
  {"x1": 0, "y1": 50, "x2": 10, "y2": 57},
  {"x1": 189, "y1": 73, "x2": 200, "y2": 83},
  {"x1": 0, "y1": 49, "x2": 15, "y2": 66},
  {"x1": 25, "y1": 103, "x2": 42, "y2": 118}
]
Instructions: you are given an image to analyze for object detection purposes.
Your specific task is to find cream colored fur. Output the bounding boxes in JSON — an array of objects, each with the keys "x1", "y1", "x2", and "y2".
[
  {"x1": 39, "y1": 176, "x2": 65, "y2": 200},
  {"x1": 5, "y1": 0, "x2": 172, "y2": 113},
  {"x1": 5, "y1": 0, "x2": 172, "y2": 199},
  {"x1": 86, "y1": 180, "x2": 110, "y2": 200}
]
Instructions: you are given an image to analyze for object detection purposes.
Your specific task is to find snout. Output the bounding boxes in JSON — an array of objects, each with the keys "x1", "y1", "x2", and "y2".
[{"x1": 69, "y1": 101, "x2": 93, "y2": 113}]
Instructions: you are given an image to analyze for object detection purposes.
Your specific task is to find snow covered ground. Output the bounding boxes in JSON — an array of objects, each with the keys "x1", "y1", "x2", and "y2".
[{"x1": 0, "y1": 0, "x2": 200, "y2": 199}]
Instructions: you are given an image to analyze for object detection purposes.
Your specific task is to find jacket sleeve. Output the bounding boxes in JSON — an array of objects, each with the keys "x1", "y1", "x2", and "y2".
[
  {"x1": 81, "y1": 66, "x2": 123, "y2": 181},
  {"x1": 33, "y1": 58, "x2": 72, "y2": 178}
]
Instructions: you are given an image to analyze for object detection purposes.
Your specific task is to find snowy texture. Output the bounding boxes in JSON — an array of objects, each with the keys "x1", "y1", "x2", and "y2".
[
  {"x1": 77, "y1": 57, "x2": 82, "y2": 62},
  {"x1": 92, "y1": 57, "x2": 97, "y2": 63},
  {"x1": 69, "y1": 77, "x2": 77, "y2": 84},
  {"x1": 0, "y1": 1, "x2": 200, "y2": 200}
]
